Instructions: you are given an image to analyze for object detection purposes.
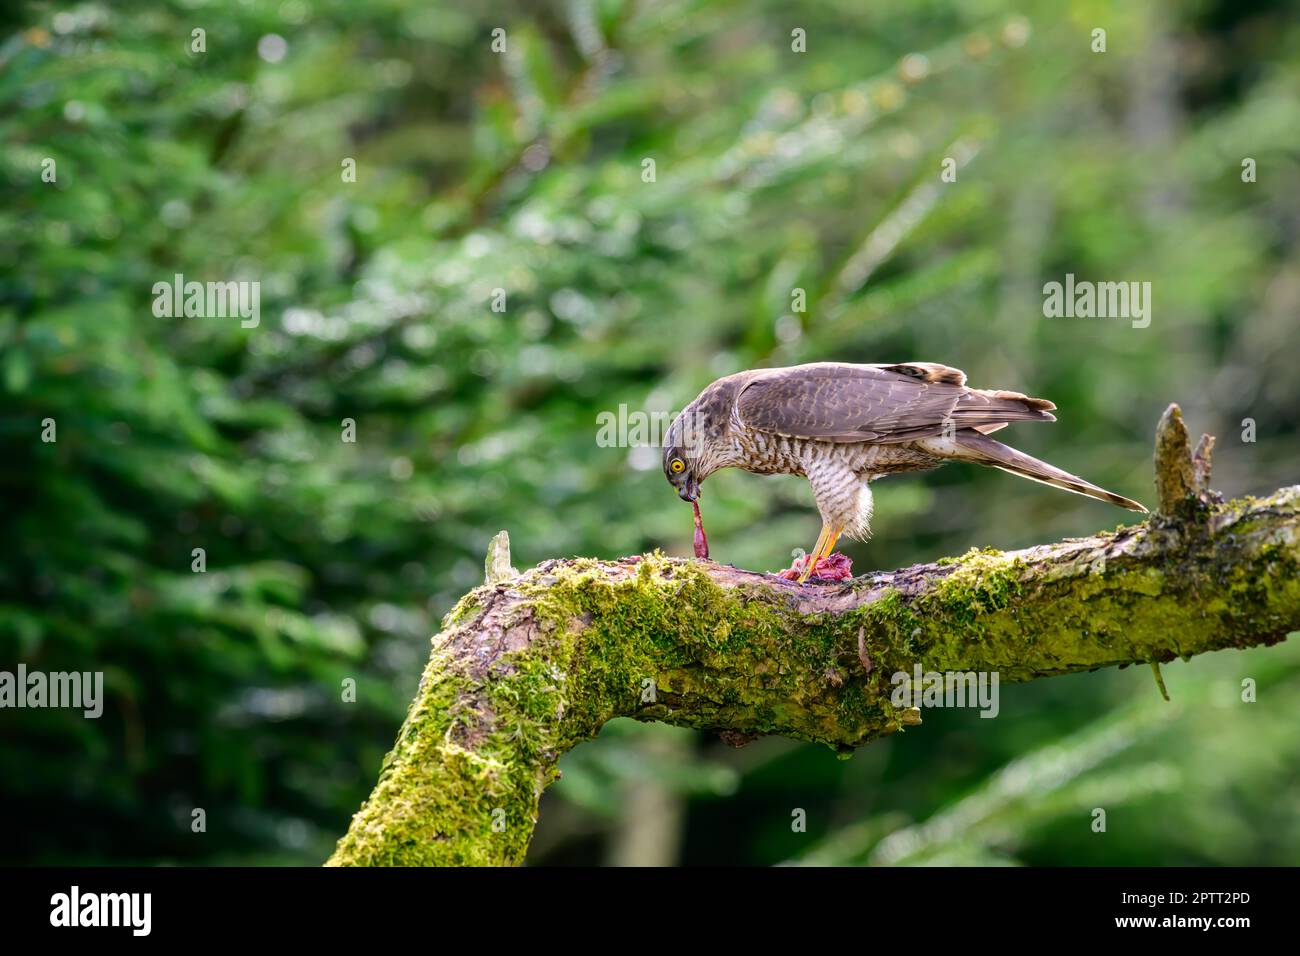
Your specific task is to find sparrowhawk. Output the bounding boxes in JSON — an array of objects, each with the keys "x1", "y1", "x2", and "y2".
[{"x1": 662, "y1": 361, "x2": 1146, "y2": 582}]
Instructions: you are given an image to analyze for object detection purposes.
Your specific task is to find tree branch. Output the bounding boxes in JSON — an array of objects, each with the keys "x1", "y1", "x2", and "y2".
[{"x1": 327, "y1": 407, "x2": 1300, "y2": 865}]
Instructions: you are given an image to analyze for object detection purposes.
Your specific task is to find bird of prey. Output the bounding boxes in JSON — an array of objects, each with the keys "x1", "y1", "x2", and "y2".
[{"x1": 662, "y1": 362, "x2": 1146, "y2": 582}]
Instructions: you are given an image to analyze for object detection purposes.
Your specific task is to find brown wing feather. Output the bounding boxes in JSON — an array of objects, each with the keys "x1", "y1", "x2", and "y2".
[{"x1": 734, "y1": 362, "x2": 1055, "y2": 444}]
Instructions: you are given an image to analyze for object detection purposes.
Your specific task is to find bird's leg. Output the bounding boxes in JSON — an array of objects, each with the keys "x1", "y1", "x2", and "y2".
[
  {"x1": 789, "y1": 525, "x2": 830, "y2": 582},
  {"x1": 823, "y1": 528, "x2": 842, "y2": 560},
  {"x1": 796, "y1": 524, "x2": 842, "y2": 583}
]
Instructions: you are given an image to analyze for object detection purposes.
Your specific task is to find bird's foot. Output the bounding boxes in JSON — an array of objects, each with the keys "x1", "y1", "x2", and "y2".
[{"x1": 778, "y1": 551, "x2": 853, "y2": 582}]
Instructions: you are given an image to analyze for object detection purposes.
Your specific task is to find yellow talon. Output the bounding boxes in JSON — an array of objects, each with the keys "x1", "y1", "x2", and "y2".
[
  {"x1": 796, "y1": 525, "x2": 831, "y2": 583},
  {"x1": 796, "y1": 525, "x2": 842, "y2": 583}
]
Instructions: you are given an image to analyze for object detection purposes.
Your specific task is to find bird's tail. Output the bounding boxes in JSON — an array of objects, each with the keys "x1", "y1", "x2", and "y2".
[{"x1": 952, "y1": 431, "x2": 1148, "y2": 513}]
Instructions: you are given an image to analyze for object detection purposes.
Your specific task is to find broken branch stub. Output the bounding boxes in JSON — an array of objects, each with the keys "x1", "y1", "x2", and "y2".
[{"x1": 1154, "y1": 403, "x2": 1216, "y2": 519}]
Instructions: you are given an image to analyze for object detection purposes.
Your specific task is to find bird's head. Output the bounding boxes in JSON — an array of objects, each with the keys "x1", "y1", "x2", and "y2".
[
  {"x1": 662, "y1": 405, "x2": 705, "y2": 501},
  {"x1": 662, "y1": 444, "x2": 700, "y2": 502}
]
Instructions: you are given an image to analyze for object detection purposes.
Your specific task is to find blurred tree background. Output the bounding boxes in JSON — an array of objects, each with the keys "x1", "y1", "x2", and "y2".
[{"x1": 2, "y1": 0, "x2": 1298, "y2": 865}]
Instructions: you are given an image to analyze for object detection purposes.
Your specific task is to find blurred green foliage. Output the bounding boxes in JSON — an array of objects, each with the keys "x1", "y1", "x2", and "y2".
[{"x1": 1, "y1": 0, "x2": 1298, "y2": 865}]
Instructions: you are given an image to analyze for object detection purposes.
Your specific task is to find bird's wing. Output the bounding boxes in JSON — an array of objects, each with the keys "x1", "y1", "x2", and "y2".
[{"x1": 734, "y1": 362, "x2": 1055, "y2": 444}]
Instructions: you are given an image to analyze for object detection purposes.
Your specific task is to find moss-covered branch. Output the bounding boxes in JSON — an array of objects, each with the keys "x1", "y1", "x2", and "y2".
[{"x1": 327, "y1": 406, "x2": 1300, "y2": 866}]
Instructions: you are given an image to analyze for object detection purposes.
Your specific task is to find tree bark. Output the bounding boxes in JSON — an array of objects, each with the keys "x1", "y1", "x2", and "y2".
[{"x1": 327, "y1": 406, "x2": 1300, "y2": 866}]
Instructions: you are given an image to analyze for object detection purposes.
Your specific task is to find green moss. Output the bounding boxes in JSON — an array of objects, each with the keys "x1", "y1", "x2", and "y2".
[{"x1": 443, "y1": 591, "x2": 485, "y2": 627}]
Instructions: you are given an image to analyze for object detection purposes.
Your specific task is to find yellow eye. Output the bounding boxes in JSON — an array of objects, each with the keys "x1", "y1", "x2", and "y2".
[{"x1": 670, "y1": 458, "x2": 685, "y2": 474}]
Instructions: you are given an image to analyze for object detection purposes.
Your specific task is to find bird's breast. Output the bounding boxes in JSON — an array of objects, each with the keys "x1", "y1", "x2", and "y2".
[{"x1": 731, "y1": 433, "x2": 810, "y2": 475}]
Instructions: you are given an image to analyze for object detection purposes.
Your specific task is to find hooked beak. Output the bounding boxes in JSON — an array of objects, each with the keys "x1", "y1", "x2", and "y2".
[{"x1": 678, "y1": 475, "x2": 699, "y2": 502}]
